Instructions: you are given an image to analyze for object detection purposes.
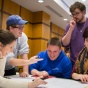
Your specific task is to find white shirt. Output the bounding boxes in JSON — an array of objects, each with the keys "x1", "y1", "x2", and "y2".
[{"x1": 0, "y1": 57, "x2": 28, "y2": 88}]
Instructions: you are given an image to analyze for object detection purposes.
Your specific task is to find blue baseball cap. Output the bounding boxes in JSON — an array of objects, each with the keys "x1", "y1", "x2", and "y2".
[{"x1": 6, "y1": 15, "x2": 28, "y2": 26}]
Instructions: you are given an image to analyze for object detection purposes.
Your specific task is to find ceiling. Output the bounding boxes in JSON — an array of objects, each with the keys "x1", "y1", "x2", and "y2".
[{"x1": 12, "y1": 0, "x2": 88, "y2": 29}]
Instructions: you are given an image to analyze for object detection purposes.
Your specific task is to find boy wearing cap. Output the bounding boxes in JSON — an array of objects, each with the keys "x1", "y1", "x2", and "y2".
[{"x1": 4, "y1": 15, "x2": 34, "y2": 77}]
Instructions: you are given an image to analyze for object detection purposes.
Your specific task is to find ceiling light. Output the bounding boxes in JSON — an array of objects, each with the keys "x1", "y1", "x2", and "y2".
[
  {"x1": 63, "y1": 19, "x2": 67, "y2": 21},
  {"x1": 82, "y1": 0, "x2": 86, "y2": 1},
  {"x1": 38, "y1": 0, "x2": 44, "y2": 3}
]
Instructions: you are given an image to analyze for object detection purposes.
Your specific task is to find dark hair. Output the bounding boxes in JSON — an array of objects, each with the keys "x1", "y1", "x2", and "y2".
[
  {"x1": 6, "y1": 24, "x2": 16, "y2": 30},
  {"x1": 70, "y1": 2, "x2": 86, "y2": 13},
  {"x1": 83, "y1": 27, "x2": 88, "y2": 39},
  {"x1": 0, "y1": 30, "x2": 16, "y2": 46},
  {"x1": 47, "y1": 37, "x2": 61, "y2": 48}
]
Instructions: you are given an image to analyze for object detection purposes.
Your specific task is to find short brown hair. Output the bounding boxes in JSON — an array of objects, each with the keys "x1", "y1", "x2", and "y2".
[
  {"x1": 6, "y1": 24, "x2": 16, "y2": 30},
  {"x1": 47, "y1": 37, "x2": 61, "y2": 48},
  {"x1": 70, "y1": 2, "x2": 86, "y2": 13},
  {"x1": 83, "y1": 27, "x2": 88, "y2": 40}
]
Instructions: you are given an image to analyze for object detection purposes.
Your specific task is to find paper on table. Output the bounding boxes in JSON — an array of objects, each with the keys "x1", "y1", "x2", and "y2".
[
  {"x1": 9, "y1": 75, "x2": 48, "y2": 88},
  {"x1": 85, "y1": 86, "x2": 88, "y2": 88},
  {"x1": 8, "y1": 75, "x2": 35, "y2": 82}
]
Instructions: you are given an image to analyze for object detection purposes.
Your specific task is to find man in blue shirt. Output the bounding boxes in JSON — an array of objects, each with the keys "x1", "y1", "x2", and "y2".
[{"x1": 29, "y1": 37, "x2": 72, "y2": 78}]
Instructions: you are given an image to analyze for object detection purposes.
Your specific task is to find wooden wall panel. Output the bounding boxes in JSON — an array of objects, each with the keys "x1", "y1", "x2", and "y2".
[
  {"x1": 0, "y1": 0, "x2": 2, "y2": 10},
  {"x1": 32, "y1": 24, "x2": 42, "y2": 38},
  {"x1": 42, "y1": 24, "x2": 50, "y2": 39},
  {"x1": 2, "y1": 14, "x2": 9, "y2": 30},
  {"x1": 3, "y1": 0, "x2": 20, "y2": 15},
  {"x1": 0, "y1": 12, "x2": 1, "y2": 29},
  {"x1": 31, "y1": 40, "x2": 42, "y2": 56},
  {"x1": 52, "y1": 23, "x2": 59, "y2": 33},
  {"x1": 59, "y1": 35, "x2": 62, "y2": 40},
  {"x1": 31, "y1": 39, "x2": 48, "y2": 56},
  {"x1": 23, "y1": 24, "x2": 32, "y2": 38},
  {"x1": 51, "y1": 33, "x2": 59, "y2": 38},
  {"x1": 42, "y1": 12, "x2": 50, "y2": 25},
  {"x1": 50, "y1": 23, "x2": 64, "y2": 39},
  {"x1": 58, "y1": 27, "x2": 64, "y2": 36},
  {"x1": 21, "y1": 7, "x2": 33, "y2": 22},
  {"x1": 33, "y1": 11, "x2": 42, "y2": 23},
  {"x1": 41, "y1": 40, "x2": 47, "y2": 50}
]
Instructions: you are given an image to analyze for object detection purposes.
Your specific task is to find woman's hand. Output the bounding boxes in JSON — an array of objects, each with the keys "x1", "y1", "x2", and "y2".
[
  {"x1": 28, "y1": 78, "x2": 47, "y2": 88},
  {"x1": 78, "y1": 74, "x2": 88, "y2": 83}
]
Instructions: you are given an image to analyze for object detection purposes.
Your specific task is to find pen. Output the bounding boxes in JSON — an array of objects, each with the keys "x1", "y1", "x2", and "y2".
[{"x1": 32, "y1": 77, "x2": 46, "y2": 81}]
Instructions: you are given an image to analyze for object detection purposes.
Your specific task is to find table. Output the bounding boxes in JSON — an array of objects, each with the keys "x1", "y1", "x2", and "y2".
[{"x1": 7, "y1": 75, "x2": 88, "y2": 88}]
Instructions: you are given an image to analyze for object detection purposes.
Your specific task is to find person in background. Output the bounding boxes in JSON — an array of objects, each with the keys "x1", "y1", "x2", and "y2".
[
  {"x1": 4, "y1": 15, "x2": 30, "y2": 77},
  {"x1": 61, "y1": 2, "x2": 88, "y2": 67},
  {"x1": 29, "y1": 37, "x2": 72, "y2": 78},
  {"x1": 0, "y1": 30, "x2": 47, "y2": 88},
  {"x1": 72, "y1": 27, "x2": 88, "y2": 83},
  {"x1": 64, "y1": 48, "x2": 70, "y2": 58}
]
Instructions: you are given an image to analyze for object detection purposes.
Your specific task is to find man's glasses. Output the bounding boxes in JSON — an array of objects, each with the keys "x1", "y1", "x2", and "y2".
[
  {"x1": 71, "y1": 12, "x2": 82, "y2": 17},
  {"x1": 12, "y1": 26, "x2": 24, "y2": 30}
]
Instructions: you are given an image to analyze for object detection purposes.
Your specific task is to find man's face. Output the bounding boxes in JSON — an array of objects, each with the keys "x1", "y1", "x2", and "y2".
[
  {"x1": 47, "y1": 45, "x2": 61, "y2": 61},
  {"x1": 10, "y1": 25, "x2": 24, "y2": 38},
  {"x1": 71, "y1": 8, "x2": 85, "y2": 23}
]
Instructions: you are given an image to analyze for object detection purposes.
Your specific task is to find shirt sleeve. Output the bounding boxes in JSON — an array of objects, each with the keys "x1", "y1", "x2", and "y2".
[
  {"x1": 29, "y1": 60, "x2": 40, "y2": 74},
  {"x1": 5, "y1": 53, "x2": 15, "y2": 70},
  {"x1": 29, "y1": 53, "x2": 42, "y2": 74},
  {"x1": 18, "y1": 33, "x2": 29, "y2": 55},
  {"x1": 0, "y1": 76, "x2": 28, "y2": 88},
  {"x1": 0, "y1": 57, "x2": 28, "y2": 88}
]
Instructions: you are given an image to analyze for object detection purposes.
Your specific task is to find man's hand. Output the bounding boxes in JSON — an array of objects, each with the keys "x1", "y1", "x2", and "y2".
[
  {"x1": 35, "y1": 71, "x2": 49, "y2": 78},
  {"x1": 19, "y1": 71, "x2": 29, "y2": 77},
  {"x1": 69, "y1": 19, "x2": 76, "y2": 31},
  {"x1": 40, "y1": 71, "x2": 49, "y2": 77},
  {"x1": 29, "y1": 56, "x2": 43, "y2": 64},
  {"x1": 31, "y1": 69, "x2": 49, "y2": 78}
]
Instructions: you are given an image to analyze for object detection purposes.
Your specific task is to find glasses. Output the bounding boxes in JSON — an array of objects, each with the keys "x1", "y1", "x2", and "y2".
[
  {"x1": 71, "y1": 12, "x2": 82, "y2": 17},
  {"x1": 12, "y1": 26, "x2": 24, "y2": 30}
]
